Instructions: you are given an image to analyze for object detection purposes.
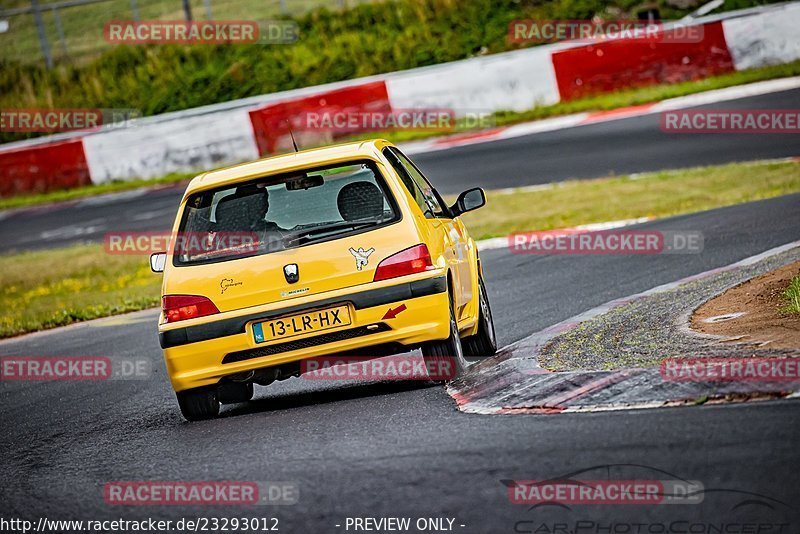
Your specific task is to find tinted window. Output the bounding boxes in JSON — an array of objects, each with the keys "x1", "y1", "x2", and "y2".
[
  {"x1": 384, "y1": 147, "x2": 445, "y2": 218},
  {"x1": 175, "y1": 161, "x2": 398, "y2": 265},
  {"x1": 383, "y1": 148, "x2": 427, "y2": 213}
]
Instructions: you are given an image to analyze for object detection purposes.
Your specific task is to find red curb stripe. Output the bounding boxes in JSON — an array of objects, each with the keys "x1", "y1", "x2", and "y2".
[
  {"x1": 534, "y1": 371, "x2": 631, "y2": 408},
  {"x1": 449, "y1": 390, "x2": 472, "y2": 407},
  {"x1": 579, "y1": 103, "x2": 657, "y2": 124},
  {"x1": 431, "y1": 127, "x2": 507, "y2": 146}
]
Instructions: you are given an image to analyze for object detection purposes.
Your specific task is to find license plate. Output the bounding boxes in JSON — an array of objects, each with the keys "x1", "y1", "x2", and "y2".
[{"x1": 252, "y1": 305, "x2": 351, "y2": 343}]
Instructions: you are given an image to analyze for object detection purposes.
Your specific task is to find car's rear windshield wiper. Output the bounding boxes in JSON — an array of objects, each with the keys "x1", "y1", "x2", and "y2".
[{"x1": 283, "y1": 219, "x2": 382, "y2": 246}]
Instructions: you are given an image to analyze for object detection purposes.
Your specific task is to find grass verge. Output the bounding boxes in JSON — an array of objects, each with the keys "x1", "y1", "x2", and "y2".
[
  {"x1": 458, "y1": 159, "x2": 800, "y2": 240},
  {"x1": 1, "y1": 158, "x2": 798, "y2": 339},
  {"x1": 2, "y1": 62, "x2": 799, "y2": 211},
  {"x1": 3, "y1": 0, "x2": 772, "y2": 118},
  {"x1": 0, "y1": 246, "x2": 161, "y2": 339},
  {"x1": 784, "y1": 276, "x2": 800, "y2": 315}
]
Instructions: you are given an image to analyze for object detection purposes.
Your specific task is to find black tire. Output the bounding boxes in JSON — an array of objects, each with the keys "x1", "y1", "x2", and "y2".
[
  {"x1": 176, "y1": 386, "x2": 220, "y2": 421},
  {"x1": 463, "y1": 276, "x2": 497, "y2": 358},
  {"x1": 218, "y1": 381, "x2": 254, "y2": 405},
  {"x1": 421, "y1": 296, "x2": 467, "y2": 382}
]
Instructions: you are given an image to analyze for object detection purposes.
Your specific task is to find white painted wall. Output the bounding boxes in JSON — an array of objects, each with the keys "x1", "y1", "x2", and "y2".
[
  {"x1": 83, "y1": 108, "x2": 260, "y2": 183},
  {"x1": 81, "y1": 43, "x2": 567, "y2": 184},
  {"x1": 385, "y1": 45, "x2": 562, "y2": 114},
  {"x1": 723, "y1": 2, "x2": 800, "y2": 71},
  {"x1": 80, "y1": 43, "x2": 567, "y2": 184}
]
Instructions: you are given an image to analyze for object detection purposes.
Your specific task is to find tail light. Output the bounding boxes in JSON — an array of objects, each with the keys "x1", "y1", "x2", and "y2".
[
  {"x1": 162, "y1": 295, "x2": 219, "y2": 323},
  {"x1": 373, "y1": 244, "x2": 434, "y2": 281}
]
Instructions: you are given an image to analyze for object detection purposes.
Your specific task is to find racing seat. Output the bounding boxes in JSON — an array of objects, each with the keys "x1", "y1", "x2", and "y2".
[
  {"x1": 337, "y1": 181, "x2": 384, "y2": 222},
  {"x1": 215, "y1": 185, "x2": 269, "y2": 232}
]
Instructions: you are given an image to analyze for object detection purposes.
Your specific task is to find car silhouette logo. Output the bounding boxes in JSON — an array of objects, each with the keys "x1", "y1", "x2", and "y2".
[{"x1": 283, "y1": 264, "x2": 299, "y2": 284}]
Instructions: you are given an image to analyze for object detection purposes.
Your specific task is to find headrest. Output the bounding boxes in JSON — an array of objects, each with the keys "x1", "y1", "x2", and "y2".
[
  {"x1": 215, "y1": 187, "x2": 269, "y2": 230},
  {"x1": 337, "y1": 181, "x2": 384, "y2": 222}
]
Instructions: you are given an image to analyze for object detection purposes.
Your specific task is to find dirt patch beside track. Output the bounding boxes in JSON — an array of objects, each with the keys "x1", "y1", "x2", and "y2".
[
  {"x1": 536, "y1": 246, "x2": 800, "y2": 372},
  {"x1": 692, "y1": 260, "x2": 800, "y2": 349}
]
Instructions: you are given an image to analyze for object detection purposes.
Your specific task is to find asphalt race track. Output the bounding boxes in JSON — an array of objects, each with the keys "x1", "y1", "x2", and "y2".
[
  {"x1": 1, "y1": 194, "x2": 799, "y2": 530},
  {"x1": 1, "y1": 88, "x2": 798, "y2": 254},
  {"x1": 413, "y1": 86, "x2": 800, "y2": 192}
]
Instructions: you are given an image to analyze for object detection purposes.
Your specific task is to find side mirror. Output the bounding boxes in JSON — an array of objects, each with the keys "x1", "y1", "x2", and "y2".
[
  {"x1": 150, "y1": 252, "x2": 167, "y2": 273},
  {"x1": 451, "y1": 187, "x2": 486, "y2": 217}
]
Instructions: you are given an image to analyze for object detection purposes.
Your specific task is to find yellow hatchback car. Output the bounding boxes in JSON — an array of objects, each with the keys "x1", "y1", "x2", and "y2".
[{"x1": 151, "y1": 139, "x2": 496, "y2": 420}]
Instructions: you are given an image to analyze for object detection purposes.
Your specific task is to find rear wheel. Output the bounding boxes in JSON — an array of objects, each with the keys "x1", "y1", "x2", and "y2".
[
  {"x1": 463, "y1": 276, "x2": 497, "y2": 358},
  {"x1": 421, "y1": 296, "x2": 467, "y2": 382},
  {"x1": 176, "y1": 386, "x2": 220, "y2": 421}
]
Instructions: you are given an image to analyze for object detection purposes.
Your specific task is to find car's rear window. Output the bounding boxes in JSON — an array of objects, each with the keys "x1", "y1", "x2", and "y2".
[{"x1": 174, "y1": 161, "x2": 399, "y2": 266}]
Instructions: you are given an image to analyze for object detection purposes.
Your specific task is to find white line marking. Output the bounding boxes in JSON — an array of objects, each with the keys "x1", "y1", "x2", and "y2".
[
  {"x1": 653, "y1": 76, "x2": 800, "y2": 112},
  {"x1": 76, "y1": 188, "x2": 148, "y2": 206},
  {"x1": 493, "y1": 183, "x2": 557, "y2": 196},
  {"x1": 476, "y1": 217, "x2": 654, "y2": 251}
]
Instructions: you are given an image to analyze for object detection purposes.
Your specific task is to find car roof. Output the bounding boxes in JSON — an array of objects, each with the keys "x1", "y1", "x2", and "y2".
[{"x1": 183, "y1": 139, "x2": 394, "y2": 198}]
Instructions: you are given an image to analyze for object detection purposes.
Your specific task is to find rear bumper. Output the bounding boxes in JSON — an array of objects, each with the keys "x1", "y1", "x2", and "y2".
[{"x1": 160, "y1": 274, "x2": 450, "y2": 392}]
